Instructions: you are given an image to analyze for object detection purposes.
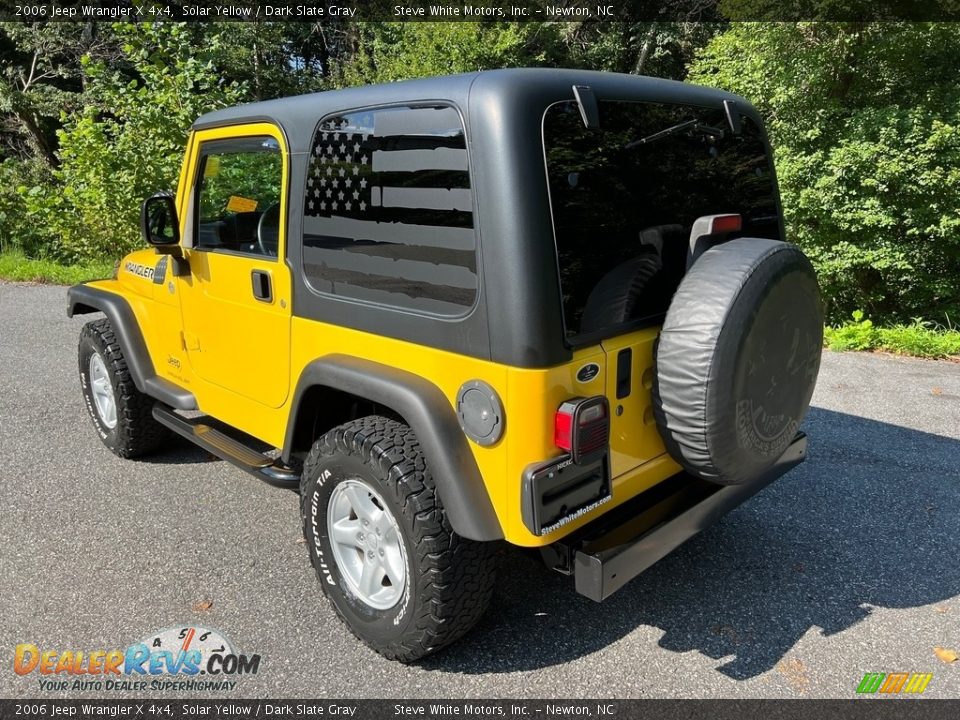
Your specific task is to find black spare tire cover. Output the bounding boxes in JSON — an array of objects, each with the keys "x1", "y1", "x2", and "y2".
[{"x1": 653, "y1": 238, "x2": 823, "y2": 485}]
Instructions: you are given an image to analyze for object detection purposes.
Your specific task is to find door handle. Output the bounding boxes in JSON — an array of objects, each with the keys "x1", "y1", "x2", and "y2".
[{"x1": 251, "y1": 270, "x2": 272, "y2": 303}]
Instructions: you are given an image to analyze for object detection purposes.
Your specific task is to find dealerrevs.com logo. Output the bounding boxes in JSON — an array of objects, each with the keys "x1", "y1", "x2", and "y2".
[{"x1": 13, "y1": 626, "x2": 261, "y2": 692}]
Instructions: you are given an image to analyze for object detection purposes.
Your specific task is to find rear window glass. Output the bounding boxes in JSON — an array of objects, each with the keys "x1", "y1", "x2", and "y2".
[
  {"x1": 302, "y1": 105, "x2": 477, "y2": 316},
  {"x1": 543, "y1": 100, "x2": 780, "y2": 342}
]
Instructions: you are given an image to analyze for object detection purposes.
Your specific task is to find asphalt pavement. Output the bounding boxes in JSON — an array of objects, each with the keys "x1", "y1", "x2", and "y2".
[{"x1": 1, "y1": 281, "x2": 958, "y2": 699}]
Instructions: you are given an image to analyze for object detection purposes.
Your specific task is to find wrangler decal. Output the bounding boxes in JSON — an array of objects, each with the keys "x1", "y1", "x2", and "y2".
[{"x1": 124, "y1": 261, "x2": 155, "y2": 281}]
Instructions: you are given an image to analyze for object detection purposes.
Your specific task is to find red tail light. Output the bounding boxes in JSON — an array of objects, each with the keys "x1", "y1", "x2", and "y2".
[
  {"x1": 554, "y1": 396, "x2": 610, "y2": 464},
  {"x1": 708, "y1": 213, "x2": 742, "y2": 234}
]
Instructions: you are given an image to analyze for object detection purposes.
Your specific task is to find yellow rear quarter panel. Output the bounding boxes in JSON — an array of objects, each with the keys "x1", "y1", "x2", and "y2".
[{"x1": 288, "y1": 319, "x2": 682, "y2": 547}]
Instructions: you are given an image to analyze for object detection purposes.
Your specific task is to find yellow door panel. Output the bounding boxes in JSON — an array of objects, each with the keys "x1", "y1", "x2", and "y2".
[
  {"x1": 179, "y1": 251, "x2": 290, "y2": 407},
  {"x1": 176, "y1": 123, "x2": 292, "y2": 411},
  {"x1": 600, "y1": 327, "x2": 668, "y2": 478}
]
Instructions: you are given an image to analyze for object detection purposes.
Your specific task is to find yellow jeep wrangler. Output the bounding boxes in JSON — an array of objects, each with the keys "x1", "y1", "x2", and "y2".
[{"x1": 67, "y1": 69, "x2": 823, "y2": 661}]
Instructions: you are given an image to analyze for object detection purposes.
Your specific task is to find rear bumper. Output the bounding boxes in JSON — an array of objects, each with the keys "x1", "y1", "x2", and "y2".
[{"x1": 542, "y1": 433, "x2": 807, "y2": 601}]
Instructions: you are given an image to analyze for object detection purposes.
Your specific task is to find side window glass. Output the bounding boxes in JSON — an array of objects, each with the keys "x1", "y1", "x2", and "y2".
[
  {"x1": 302, "y1": 106, "x2": 477, "y2": 315},
  {"x1": 195, "y1": 136, "x2": 282, "y2": 258}
]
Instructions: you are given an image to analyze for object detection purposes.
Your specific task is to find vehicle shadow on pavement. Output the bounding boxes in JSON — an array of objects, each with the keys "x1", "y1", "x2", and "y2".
[
  {"x1": 421, "y1": 407, "x2": 960, "y2": 678},
  {"x1": 140, "y1": 436, "x2": 219, "y2": 465}
]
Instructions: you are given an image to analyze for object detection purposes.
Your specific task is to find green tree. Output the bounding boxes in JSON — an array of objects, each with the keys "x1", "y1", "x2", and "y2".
[
  {"x1": 553, "y1": 21, "x2": 722, "y2": 78},
  {"x1": 333, "y1": 22, "x2": 551, "y2": 86},
  {"x1": 332, "y1": 21, "x2": 720, "y2": 87},
  {"x1": 201, "y1": 21, "x2": 331, "y2": 99},
  {"x1": 690, "y1": 22, "x2": 960, "y2": 322},
  {"x1": 24, "y1": 23, "x2": 245, "y2": 261},
  {"x1": 0, "y1": 22, "x2": 123, "y2": 255},
  {"x1": 0, "y1": 21, "x2": 336, "y2": 260}
]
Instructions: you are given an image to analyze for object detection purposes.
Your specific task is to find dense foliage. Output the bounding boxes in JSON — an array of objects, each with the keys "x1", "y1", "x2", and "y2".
[
  {"x1": 25, "y1": 25, "x2": 246, "y2": 260},
  {"x1": 690, "y1": 23, "x2": 960, "y2": 323},
  {"x1": 0, "y1": 20, "x2": 956, "y2": 326},
  {"x1": 824, "y1": 310, "x2": 960, "y2": 358}
]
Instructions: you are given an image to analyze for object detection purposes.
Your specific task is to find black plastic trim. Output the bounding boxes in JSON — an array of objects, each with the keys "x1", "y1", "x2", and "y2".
[
  {"x1": 522, "y1": 454, "x2": 610, "y2": 536},
  {"x1": 616, "y1": 348, "x2": 632, "y2": 399},
  {"x1": 153, "y1": 405, "x2": 299, "y2": 490},
  {"x1": 563, "y1": 433, "x2": 807, "y2": 601},
  {"x1": 141, "y1": 191, "x2": 180, "y2": 248},
  {"x1": 282, "y1": 354, "x2": 502, "y2": 541},
  {"x1": 66, "y1": 284, "x2": 197, "y2": 411}
]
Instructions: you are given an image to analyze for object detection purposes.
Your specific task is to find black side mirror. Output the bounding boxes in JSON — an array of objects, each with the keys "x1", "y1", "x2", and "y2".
[{"x1": 141, "y1": 192, "x2": 180, "y2": 248}]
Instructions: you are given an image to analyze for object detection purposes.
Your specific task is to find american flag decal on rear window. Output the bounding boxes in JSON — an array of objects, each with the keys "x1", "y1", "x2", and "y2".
[{"x1": 302, "y1": 105, "x2": 477, "y2": 314}]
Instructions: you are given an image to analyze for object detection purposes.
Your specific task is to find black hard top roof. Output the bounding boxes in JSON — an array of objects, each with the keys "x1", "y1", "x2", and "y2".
[{"x1": 192, "y1": 67, "x2": 751, "y2": 140}]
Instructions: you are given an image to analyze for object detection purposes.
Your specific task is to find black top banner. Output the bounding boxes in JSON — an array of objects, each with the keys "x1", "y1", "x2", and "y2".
[{"x1": 2, "y1": 0, "x2": 959, "y2": 22}]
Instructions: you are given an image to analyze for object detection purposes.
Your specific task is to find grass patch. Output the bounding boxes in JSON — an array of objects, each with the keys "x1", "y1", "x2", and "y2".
[
  {"x1": 825, "y1": 310, "x2": 960, "y2": 359},
  {"x1": 0, "y1": 251, "x2": 114, "y2": 285}
]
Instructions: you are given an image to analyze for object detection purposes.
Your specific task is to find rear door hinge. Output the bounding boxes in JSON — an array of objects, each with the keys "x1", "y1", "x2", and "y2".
[{"x1": 181, "y1": 331, "x2": 200, "y2": 351}]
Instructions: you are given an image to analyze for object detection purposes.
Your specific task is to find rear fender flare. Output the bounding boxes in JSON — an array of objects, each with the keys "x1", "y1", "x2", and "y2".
[{"x1": 283, "y1": 355, "x2": 503, "y2": 542}]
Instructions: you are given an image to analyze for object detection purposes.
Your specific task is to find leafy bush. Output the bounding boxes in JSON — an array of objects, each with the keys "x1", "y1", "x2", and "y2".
[
  {"x1": 875, "y1": 320, "x2": 960, "y2": 359},
  {"x1": 0, "y1": 158, "x2": 51, "y2": 257},
  {"x1": 20, "y1": 24, "x2": 244, "y2": 263},
  {"x1": 825, "y1": 310, "x2": 960, "y2": 358},
  {"x1": 691, "y1": 23, "x2": 960, "y2": 324},
  {"x1": 0, "y1": 249, "x2": 113, "y2": 284},
  {"x1": 823, "y1": 310, "x2": 877, "y2": 351}
]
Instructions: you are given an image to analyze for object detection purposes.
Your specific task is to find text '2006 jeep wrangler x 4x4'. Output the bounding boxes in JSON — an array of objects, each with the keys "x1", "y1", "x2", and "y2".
[{"x1": 68, "y1": 69, "x2": 823, "y2": 661}]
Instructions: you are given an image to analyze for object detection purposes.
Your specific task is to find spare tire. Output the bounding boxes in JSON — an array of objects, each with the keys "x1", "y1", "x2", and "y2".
[{"x1": 653, "y1": 238, "x2": 823, "y2": 485}]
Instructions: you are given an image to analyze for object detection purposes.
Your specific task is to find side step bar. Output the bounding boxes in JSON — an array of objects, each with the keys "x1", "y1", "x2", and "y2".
[
  {"x1": 544, "y1": 433, "x2": 808, "y2": 602},
  {"x1": 153, "y1": 404, "x2": 300, "y2": 490}
]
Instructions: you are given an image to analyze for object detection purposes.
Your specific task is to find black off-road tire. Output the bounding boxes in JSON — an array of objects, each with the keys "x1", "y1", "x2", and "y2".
[
  {"x1": 78, "y1": 318, "x2": 170, "y2": 458},
  {"x1": 300, "y1": 416, "x2": 498, "y2": 662}
]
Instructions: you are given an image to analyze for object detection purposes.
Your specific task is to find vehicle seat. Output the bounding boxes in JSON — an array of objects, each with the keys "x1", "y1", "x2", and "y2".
[{"x1": 258, "y1": 204, "x2": 281, "y2": 257}]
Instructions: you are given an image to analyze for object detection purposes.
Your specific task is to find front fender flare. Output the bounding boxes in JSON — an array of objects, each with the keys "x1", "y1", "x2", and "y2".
[
  {"x1": 67, "y1": 284, "x2": 196, "y2": 411},
  {"x1": 283, "y1": 355, "x2": 503, "y2": 542}
]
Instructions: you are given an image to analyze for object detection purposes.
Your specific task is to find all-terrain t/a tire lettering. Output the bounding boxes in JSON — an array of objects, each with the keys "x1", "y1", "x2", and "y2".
[{"x1": 300, "y1": 416, "x2": 498, "y2": 662}]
